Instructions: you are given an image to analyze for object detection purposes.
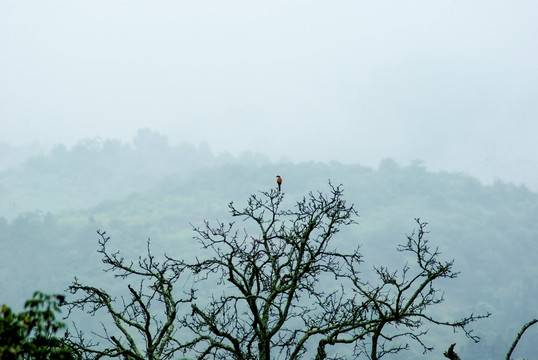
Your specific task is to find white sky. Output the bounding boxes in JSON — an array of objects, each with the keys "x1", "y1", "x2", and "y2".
[{"x1": 1, "y1": 1, "x2": 537, "y2": 189}]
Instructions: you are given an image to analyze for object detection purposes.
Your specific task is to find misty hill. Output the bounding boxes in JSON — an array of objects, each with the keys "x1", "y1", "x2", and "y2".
[
  {"x1": 0, "y1": 142, "x2": 50, "y2": 172},
  {"x1": 1, "y1": 133, "x2": 537, "y2": 359},
  {"x1": 0, "y1": 129, "x2": 269, "y2": 220}
]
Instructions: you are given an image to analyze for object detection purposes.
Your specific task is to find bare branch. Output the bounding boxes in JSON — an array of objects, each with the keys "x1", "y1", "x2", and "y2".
[
  {"x1": 64, "y1": 231, "x2": 193, "y2": 360},
  {"x1": 443, "y1": 343, "x2": 461, "y2": 360},
  {"x1": 505, "y1": 318, "x2": 538, "y2": 360}
]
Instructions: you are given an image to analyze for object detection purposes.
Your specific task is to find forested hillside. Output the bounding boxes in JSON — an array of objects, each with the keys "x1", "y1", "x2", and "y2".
[
  {"x1": 0, "y1": 129, "x2": 269, "y2": 220},
  {"x1": 1, "y1": 133, "x2": 537, "y2": 359}
]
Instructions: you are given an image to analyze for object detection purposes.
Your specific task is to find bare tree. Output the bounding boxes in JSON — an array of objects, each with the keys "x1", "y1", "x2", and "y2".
[
  {"x1": 62, "y1": 184, "x2": 489, "y2": 360},
  {"x1": 64, "y1": 232, "x2": 193, "y2": 360},
  {"x1": 184, "y1": 184, "x2": 489, "y2": 360}
]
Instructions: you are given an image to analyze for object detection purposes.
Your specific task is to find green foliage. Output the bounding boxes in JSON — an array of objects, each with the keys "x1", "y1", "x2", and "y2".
[{"x1": 0, "y1": 291, "x2": 74, "y2": 360}]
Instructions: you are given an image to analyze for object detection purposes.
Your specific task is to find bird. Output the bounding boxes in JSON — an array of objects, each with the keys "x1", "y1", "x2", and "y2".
[{"x1": 276, "y1": 175, "x2": 282, "y2": 192}]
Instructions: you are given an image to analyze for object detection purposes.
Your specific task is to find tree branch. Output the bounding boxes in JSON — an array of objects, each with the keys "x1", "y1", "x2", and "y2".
[{"x1": 505, "y1": 318, "x2": 538, "y2": 360}]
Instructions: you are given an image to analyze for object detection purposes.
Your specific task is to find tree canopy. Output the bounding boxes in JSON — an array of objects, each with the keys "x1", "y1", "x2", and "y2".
[{"x1": 61, "y1": 185, "x2": 489, "y2": 360}]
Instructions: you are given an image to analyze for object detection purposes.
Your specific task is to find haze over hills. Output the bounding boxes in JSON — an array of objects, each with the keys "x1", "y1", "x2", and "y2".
[
  {"x1": 2, "y1": 2, "x2": 538, "y2": 193},
  {"x1": 1, "y1": 130, "x2": 537, "y2": 359}
]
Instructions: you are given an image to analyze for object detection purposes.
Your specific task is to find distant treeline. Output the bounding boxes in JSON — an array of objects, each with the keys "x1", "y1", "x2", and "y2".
[{"x1": 0, "y1": 129, "x2": 269, "y2": 220}]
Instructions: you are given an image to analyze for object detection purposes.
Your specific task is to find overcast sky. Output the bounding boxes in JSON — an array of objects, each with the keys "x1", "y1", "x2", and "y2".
[{"x1": 1, "y1": 1, "x2": 537, "y2": 189}]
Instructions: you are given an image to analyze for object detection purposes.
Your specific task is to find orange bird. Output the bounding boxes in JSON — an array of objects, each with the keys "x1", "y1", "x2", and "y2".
[{"x1": 276, "y1": 175, "x2": 282, "y2": 192}]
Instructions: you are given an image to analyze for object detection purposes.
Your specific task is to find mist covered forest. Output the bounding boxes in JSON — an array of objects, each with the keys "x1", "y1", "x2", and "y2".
[{"x1": 1, "y1": 129, "x2": 537, "y2": 359}]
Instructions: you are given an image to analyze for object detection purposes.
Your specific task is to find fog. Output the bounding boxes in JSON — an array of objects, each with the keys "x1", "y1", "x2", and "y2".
[{"x1": 2, "y1": 1, "x2": 538, "y2": 190}]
